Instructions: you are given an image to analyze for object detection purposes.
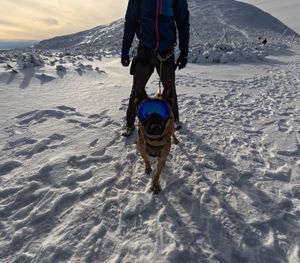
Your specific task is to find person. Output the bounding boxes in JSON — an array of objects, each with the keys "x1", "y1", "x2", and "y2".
[{"x1": 121, "y1": 0, "x2": 190, "y2": 136}]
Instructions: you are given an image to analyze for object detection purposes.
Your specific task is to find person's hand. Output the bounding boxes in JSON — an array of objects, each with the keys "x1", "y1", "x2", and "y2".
[
  {"x1": 121, "y1": 56, "x2": 130, "y2": 67},
  {"x1": 176, "y1": 53, "x2": 188, "y2": 70}
]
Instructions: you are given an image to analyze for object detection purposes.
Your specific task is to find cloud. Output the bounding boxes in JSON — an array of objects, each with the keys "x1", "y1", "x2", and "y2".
[
  {"x1": 34, "y1": 18, "x2": 59, "y2": 26},
  {"x1": 0, "y1": 19, "x2": 18, "y2": 27}
]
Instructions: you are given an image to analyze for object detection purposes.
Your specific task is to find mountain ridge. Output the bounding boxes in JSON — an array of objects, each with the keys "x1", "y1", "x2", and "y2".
[{"x1": 36, "y1": 0, "x2": 299, "y2": 53}]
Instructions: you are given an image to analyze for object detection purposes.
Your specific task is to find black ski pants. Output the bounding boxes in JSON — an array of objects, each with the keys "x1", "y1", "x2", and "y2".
[{"x1": 126, "y1": 45, "x2": 179, "y2": 128}]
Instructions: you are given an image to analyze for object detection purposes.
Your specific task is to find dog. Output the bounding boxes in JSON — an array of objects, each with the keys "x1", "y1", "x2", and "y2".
[{"x1": 136, "y1": 81, "x2": 179, "y2": 193}]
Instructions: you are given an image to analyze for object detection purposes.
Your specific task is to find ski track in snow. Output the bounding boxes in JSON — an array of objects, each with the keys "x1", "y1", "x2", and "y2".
[{"x1": 0, "y1": 52, "x2": 300, "y2": 262}]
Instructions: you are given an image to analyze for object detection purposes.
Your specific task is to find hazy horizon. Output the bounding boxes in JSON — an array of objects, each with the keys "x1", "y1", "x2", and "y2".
[{"x1": 0, "y1": 40, "x2": 38, "y2": 50}]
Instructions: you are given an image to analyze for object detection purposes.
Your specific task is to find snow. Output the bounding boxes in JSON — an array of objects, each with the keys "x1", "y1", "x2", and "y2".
[
  {"x1": 0, "y1": 0, "x2": 300, "y2": 262},
  {"x1": 0, "y1": 43, "x2": 300, "y2": 262}
]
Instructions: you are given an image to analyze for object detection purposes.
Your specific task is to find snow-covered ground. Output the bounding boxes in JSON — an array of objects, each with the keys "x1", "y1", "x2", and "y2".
[
  {"x1": 0, "y1": 40, "x2": 299, "y2": 262},
  {"x1": 1, "y1": 0, "x2": 300, "y2": 261}
]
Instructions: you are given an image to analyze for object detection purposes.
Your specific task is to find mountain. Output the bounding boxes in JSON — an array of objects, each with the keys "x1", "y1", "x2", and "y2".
[
  {"x1": 35, "y1": 0, "x2": 299, "y2": 54},
  {"x1": 35, "y1": 19, "x2": 124, "y2": 55}
]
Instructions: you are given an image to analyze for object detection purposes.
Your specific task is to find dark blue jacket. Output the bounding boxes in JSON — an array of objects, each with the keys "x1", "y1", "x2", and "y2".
[{"x1": 122, "y1": 0, "x2": 190, "y2": 57}]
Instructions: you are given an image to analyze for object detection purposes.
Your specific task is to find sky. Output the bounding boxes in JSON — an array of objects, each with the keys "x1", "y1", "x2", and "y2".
[
  {"x1": 0, "y1": 0, "x2": 128, "y2": 41},
  {"x1": 0, "y1": 0, "x2": 299, "y2": 41}
]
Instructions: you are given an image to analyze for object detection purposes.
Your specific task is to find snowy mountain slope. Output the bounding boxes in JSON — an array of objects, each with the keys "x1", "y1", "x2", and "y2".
[
  {"x1": 0, "y1": 43, "x2": 300, "y2": 262},
  {"x1": 36, "y1": 0, "x2": 299, "y2": 54},
  {"x1": 188, "y1": 0, "x2": 298, "y2": 43},
  {"x1": 36, "y1": 19, "x2": 124, "y2": 55},
  {"x1": 238, "y1": 0, "x2": 300, "y2": 35}
]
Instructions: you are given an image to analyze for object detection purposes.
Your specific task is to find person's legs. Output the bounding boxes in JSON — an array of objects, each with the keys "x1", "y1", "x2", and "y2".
[
  {"x1": 155, "y1": 60, "x2": 180, "y2": 122},
  {"x1": 126, "y1": 61, "x2": 154, "y2": 128}
]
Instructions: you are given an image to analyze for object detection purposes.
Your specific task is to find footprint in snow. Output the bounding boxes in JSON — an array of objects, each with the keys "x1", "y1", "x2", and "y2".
[
  {"x1": 0, "y1": 160, "x2": 22, "y2": 176},
  {"x1": 15, "y1": 133, "x2": 66, "y2": 159}
]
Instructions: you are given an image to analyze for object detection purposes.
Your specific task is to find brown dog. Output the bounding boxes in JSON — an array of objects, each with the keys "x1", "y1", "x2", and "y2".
[{"x1": 136, "y1": 82, "x2": 179, "y2": 193}]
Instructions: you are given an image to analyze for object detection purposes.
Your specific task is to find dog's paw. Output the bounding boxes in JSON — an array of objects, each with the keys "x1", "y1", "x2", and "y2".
[
  {"x1": 145, "y1": 167, "x2": 152, "y2": 174},
  {"x1": 150, "y1": 183, "x2": 161, "y2": 194}
]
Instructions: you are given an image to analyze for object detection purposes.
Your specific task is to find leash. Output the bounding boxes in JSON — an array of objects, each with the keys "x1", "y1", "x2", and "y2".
[{"x1": 153, "y1": 51, "x2": 173, "y2": 95}]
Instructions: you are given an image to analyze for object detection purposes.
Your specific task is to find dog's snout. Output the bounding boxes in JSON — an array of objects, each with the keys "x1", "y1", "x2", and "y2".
[
  {"x1": 150, "y1": 124, "x2": 162, "y2": 132},
  {"x1": 144, "y1": 113, "x2": 166, "y2": 136}
]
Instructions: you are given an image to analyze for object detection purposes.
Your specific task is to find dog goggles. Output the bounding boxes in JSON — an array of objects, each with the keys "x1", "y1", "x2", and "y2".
[{"x1": 137, "y1": 99, "x2": 170, "y2": 122}]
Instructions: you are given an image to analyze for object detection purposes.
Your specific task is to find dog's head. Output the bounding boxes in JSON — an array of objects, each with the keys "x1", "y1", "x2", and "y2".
[{"x1": 136, "y1": 82, "x2": 174, "y2": 136}]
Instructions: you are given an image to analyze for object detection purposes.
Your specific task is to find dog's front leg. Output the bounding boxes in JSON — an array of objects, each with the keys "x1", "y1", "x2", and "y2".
[
  {"x1": 172, "y1": 130, "x2": 179, "y2": 145},
  {"x1": 151, "y1": 141, "x2": 171, "y2": 194},
  {"x1": 141, "y1": 152, "x2": 152, "y2": 174},
  {"x1": 137, "y1": 136, "x2": 152, "y2": 174}
]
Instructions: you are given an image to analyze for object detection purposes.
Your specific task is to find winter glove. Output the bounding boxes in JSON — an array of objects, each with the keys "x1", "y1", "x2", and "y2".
[
  {"x1": 176, "y1": 53, "x2": 188, "y2": 70},
  {"x1": 121, "y1": 56, "x2": 130, "y2": 67}
]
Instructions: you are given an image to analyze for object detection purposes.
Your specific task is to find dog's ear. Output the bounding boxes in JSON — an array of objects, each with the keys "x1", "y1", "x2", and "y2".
[
  {"x1": 162, "y1": 80, "x2": 174, "y2": 106},
  {"x1": 135, "y1": 86, "x2": 148, "y2": 105}
]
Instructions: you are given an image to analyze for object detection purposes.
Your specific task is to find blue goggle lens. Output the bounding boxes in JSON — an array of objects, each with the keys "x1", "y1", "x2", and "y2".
[{"x1": 137, "y1": 99, "x2": 170, "y2": 122}]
